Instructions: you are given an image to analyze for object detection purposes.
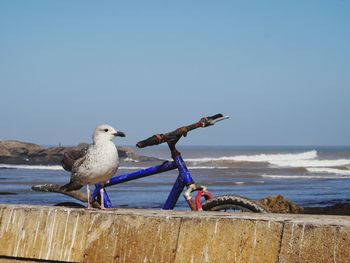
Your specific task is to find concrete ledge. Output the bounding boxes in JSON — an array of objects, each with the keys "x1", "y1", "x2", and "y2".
[{"x1": 0, "y1": 205, "x2": 350, "y2": 262}]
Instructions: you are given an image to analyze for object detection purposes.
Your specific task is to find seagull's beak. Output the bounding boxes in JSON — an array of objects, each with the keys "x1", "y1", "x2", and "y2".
[{"x1": 114, "y1": 131, "x2": 126, "y2": 137}]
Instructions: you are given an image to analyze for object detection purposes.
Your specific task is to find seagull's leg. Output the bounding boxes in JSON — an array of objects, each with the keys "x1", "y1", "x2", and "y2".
[
  {"x1": 87, "y1": 184, "x2": 92, "y2": 209},
  {"x1": 100, "y1": 186, "x2": 105, "y2": 210}
]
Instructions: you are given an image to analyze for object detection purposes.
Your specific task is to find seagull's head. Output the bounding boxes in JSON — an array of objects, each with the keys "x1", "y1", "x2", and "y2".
[{"x1": 92, "y1": 124, "x2": 126, "y2": 143}]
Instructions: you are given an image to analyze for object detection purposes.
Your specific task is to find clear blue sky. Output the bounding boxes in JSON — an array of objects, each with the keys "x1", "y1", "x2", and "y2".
[{"x1": 0, "y1": 1, "x2": 349, "y2": 146}]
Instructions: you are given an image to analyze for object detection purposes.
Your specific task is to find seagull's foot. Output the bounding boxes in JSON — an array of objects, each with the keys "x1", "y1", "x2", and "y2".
[
  {"x1": 86, "y1": 203, "x2": 94, "y2": 210},
  {"x1": 99, "y1": 201, "x2": 107, "y2": 210},
  {"x1": 86, "y1": 199, "x2": 95, "y2": 209}
]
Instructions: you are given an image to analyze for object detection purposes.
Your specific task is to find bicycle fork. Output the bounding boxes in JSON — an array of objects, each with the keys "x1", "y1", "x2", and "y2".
[
  {"x1": 184, "y1": 184, "x2": 213, "y2": 211},
  {"x1": 163, "y1": 143, "x2": 213, "y2": 211}
]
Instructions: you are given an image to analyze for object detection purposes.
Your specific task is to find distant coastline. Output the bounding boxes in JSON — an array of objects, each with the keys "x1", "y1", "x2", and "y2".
[{"x1": 0, "y1": 140, "x2": 158, "y2": 165}]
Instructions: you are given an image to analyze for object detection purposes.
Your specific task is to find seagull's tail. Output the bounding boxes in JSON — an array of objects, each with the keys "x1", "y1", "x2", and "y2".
[{"x1": 60, "y1": 180, "x2": 83, "y2": 191}]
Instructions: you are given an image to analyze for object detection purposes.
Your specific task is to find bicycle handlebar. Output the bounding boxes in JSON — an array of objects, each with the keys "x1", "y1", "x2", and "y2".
[{"x1": 136, "y1": 113, "x2": 229, "y2": 148}]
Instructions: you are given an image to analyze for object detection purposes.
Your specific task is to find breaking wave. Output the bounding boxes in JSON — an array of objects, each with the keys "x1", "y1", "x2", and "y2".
[
  {"x1": 306, "y1": 167, "x2": 350, "y2": 175},
  {"x1": 185, "y1": 150, "x2": 317, "y2": 164},
  {"x1": 186, "y1": 150, "x2": 350, "y2": 169},
  {"x1": 0, "y1": 164, "x2": 63, "y2": 170},
  {"x1": 262, "y1": 174, "x2": 350, "y2": 179},
  {"x1": 269, "y1": 159, "x2": 350, "y2": 168}
]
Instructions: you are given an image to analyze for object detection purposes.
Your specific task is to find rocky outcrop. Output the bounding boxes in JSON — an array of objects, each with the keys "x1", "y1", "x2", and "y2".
[
  {"x1": 0, "y1": 140, "x2": 42, "y2": 157},
  {"x1": 0, "y1": 140, "x2": 149, "y2": 165},
  {"x1": 258, "y1": 195, "x2": 304, "y2": 214}
]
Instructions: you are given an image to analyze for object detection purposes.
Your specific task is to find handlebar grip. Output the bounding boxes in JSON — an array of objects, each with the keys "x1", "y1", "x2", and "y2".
[
  {"x1": 137, "y1": 113, "x2": 228, "y2": 148},
  {"x1": 136, "y1": 134, "x2": 163, "y2": 148},
  {"x1": 207, "y1": 113, "x2": 223, "y2": 120},
  {"x1": 201, "y1": 113, "x2": 225, "y2": 127}
]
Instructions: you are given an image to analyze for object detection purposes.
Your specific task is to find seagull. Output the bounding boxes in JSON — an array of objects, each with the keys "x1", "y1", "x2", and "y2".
[{"x1": 60, "y1": 124, "x2": 125, "y2": 209}]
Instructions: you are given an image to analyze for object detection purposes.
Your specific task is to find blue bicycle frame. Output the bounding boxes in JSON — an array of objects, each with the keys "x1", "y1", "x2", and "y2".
[{"x1": 92, "y1": 151, "x2": 195, "y2": 209}]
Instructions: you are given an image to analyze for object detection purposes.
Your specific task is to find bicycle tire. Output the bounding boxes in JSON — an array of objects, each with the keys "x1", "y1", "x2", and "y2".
[{"x1": 201, "y1": 195, "x2": 267, "y2": 213}]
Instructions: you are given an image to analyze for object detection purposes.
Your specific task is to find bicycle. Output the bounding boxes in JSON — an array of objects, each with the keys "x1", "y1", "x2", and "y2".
[{"x1": 32, "y1": 114, "x2": 267, "y2": 213}]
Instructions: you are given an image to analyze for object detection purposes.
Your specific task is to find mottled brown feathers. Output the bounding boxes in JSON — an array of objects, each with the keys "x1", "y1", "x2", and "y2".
[{"x1": 61, "y1": 147, "x2": 88, "y2": 172}]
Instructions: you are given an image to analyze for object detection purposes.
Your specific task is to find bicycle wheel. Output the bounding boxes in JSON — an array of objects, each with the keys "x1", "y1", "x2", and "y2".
[{"x1": 201, "y1": 195, "x2": 267, "y2": 213}]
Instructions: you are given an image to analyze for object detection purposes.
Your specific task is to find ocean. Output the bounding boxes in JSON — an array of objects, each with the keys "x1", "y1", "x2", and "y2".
[{"x1": 1, "y1": 146, "x2": 350, "y2": 210}]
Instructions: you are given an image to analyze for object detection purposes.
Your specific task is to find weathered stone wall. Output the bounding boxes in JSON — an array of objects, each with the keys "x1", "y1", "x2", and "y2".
[{"x1": 0, "y1": 205, "x2": 349, "y2": 262}]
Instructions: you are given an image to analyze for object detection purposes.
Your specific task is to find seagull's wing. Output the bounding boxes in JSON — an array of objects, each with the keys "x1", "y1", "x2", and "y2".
[
  {"x1": 60, "y1": 156, "x2": 86, "y2": 191},
  {"x1": 61, "y1": 145, "x2": 89, "y2": 171},
  {"x1": 60, "y1": 145, "x2": 89, "y2": 191}
]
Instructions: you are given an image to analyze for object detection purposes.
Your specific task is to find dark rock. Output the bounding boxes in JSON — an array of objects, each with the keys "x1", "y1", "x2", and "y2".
[
  {"x1": 303, "y1": 203, "x2": 350, "y2": 216},
  {"x1": 258, "y1": 195, "x2": 304, "y2": 214},
  {"x1": 0, "y1": 192, "x2": 17, "y2": 195}
]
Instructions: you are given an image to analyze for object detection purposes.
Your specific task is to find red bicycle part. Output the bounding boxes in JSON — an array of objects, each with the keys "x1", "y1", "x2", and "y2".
[{"x1": 195, "y1": 190, "x2": 213, "y2": 211}]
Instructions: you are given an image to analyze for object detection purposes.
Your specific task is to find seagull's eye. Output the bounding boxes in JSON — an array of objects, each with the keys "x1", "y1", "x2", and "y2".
[{"x1": 104, "y1": 129, "x2": 109, "y2": 132}]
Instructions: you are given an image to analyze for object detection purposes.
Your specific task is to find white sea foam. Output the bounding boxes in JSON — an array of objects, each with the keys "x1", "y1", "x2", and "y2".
[
  {"x1": 186, "y1": 150, "x2": 317, "y2": 164},
  {"x1": 269, "y1": 159, "x2": 350, "y2": 168},
  {"x1": 123, "y1": 157, "x2": 140, "y2": 163},
  {"x1": 262, "y1": 174, "x2": 350, "y2": 179},
  {"x1": 119, "y1": 166, "x2": 151, "y2": 170},
  {"x1": 187, "y1": 166, "x2": 230, "y2": 169},
  {"x1": 186, "y1": 150, "x2": 350, "y2": 169},
  {"x1": 229, "y1": 150, "x2": 318, "y2": 162},
  {"x1": 0, "y1": 164, "x2": 63, "y2": 170},
  {"x1": 307, "y1": 167, "x2": 350, "y2": 175}
]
